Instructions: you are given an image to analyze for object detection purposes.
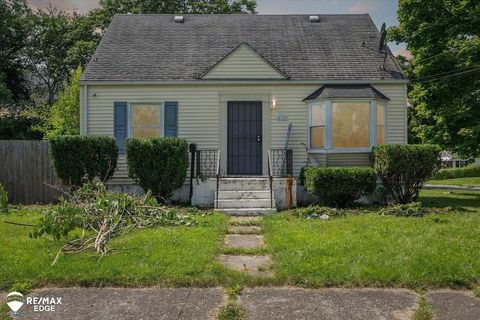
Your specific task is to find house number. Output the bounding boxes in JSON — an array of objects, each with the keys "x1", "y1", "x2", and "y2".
[{"x1": 277, "y1": 113, "x2": 288, "y2": 121}]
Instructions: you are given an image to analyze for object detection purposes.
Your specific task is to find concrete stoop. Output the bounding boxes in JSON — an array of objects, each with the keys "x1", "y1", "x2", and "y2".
[{"x1": 214, "y1": 178, "x2": 276, "y2": 216}]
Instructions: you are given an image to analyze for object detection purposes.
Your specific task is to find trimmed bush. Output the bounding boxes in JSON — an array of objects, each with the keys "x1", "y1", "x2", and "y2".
[
  {"x1": 49, "y1": 135, "x2": 118, "y2": 187},
  {"x1": 304, "y1": 167, "x2": 377, "y2": 207},
  {"x1": 433, "y1": 164, "x2": 480, "y2": 180},
  {"x1": 125, "y1": 137, "x2": 188, "y2": 201},
  {"x1": 373, "y1": 144, "x2": 441, "y2": 204},
  {"x1": 0, "y1": 183, "x2": 8, "y2": 214}
]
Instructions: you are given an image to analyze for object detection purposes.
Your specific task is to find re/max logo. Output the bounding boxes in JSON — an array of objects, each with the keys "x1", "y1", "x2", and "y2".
[{"x1": 26, "y1": 297, "x2": 62, "y2": 312}]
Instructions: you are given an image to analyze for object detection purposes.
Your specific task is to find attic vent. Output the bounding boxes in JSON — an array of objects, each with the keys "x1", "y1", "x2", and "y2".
[
  {"x1": 174, "y1": 16, "x2": 184, "y2": 23},
  {"x1": 309, "y1": 16, "x2": 320, "y2": 23}
]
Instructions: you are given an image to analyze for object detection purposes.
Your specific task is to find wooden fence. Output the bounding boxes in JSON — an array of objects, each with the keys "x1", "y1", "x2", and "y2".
[{"x1": 0, "y1": 140, "x2": 63, "y2": 204}]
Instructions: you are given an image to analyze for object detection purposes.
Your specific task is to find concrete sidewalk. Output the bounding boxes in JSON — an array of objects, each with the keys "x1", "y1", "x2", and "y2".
[{"x1": 2, "y1": 287, "x2": 480, "y2": 319}]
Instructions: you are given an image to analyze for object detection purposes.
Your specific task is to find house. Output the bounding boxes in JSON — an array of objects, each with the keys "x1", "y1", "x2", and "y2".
[
  {"x1": 440, "y1": 151, "x2": 468, "y2": 168},
  {"x1": 80, "y1": 14, "x2": 407, "y2": 212}
]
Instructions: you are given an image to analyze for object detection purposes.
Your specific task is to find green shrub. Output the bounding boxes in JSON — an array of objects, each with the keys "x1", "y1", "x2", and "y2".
[
  {"x1": 373, "y1": 144, "x2": 441, "y2": 204},
  {"x1": 49, "y1": 135, "x2": 118, "y2": 187},
  {"x1": 433, "y1": 163, "x2": 480, "y2": 180},
  {"x1": 304, "y1": 167, "x2": 377, "y2": 207},
  {"x1": 125, "y1": 137, "x2": 188, "y2": 201},
  {"x1": 0, "y1": 183, "x2": 8, "y2": 214}
]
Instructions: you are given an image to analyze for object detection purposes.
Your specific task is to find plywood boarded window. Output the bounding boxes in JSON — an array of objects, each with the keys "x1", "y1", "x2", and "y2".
[
  {"x1": 310, "y1": 102, "x2": 325, "y2": 148},
  {"x1": 377, "y1": 102, "x2": 385, "y2": 145},
  {"x1": 131, "y1": 105, "x2": 161, "y2": 138},
  {"x1": 332, "y1": 102, "x2": 370, "y2": 148}
]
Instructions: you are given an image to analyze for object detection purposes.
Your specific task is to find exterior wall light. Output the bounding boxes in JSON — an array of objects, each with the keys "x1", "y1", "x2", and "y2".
[{"x1": 271, "y1": 98, "x2": 277, "y2": 110}]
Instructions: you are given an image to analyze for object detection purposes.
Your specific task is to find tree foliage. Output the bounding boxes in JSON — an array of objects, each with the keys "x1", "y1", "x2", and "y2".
[
  {"x1": 0, "y1": 0, "x2": 31, "y2": 107},
  {"x1": 44, "y1": 66, "x2": 82, "y2": 138},
  {"x1": 389, "y1": 0, "x2": 480, "y2": 158},
  {"x1": 91, "y1": 0, "x2": 257, "y2": 29}
]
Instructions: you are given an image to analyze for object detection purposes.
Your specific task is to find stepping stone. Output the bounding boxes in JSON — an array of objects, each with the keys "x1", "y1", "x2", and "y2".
[
  {"x1": 229, "y1": 216, "x2": 262, "y2": 223},
  {"x1": 426, "y1": 290, "x2": 480, "y2": 320},
  {"x1": 224, "y1": 234, "x2": 264, "y2": 249},
  {"x1": 228, "y1": 225, "x2": 262, "y2": 234},
  {"x1": 218, "y1": 255, "x2": 272, "y2": 276}
]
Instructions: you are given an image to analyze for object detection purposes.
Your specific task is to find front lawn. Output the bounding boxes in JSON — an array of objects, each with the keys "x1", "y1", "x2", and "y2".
[
  {"x1": 0, "y1": 207, "x2": 229, "y2": 291},
  {"x1": 263, "y1": 189, "x2": 480, "y2": 289},
  {"x1": 427, "y1": 177, "x2": 480, "y2": 187},
  {"x1": 2, "y1": 189, "x2": 480, "y2": 291}
]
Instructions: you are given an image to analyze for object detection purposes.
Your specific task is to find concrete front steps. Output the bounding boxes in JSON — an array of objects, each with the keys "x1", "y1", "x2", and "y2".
[{"x1": 214, "y1": 178, "x2": 276, "y2": 216}]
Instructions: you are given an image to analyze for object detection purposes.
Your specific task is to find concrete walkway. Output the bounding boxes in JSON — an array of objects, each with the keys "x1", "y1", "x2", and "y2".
[
  {"x1": 218, "y1": 216, "x2": 273, "y2": 276},
  {"x1": 423, "y1": 184, "x2": 480, "y2": 191},
  {"x1": 2, "y1": 287, "x2": 480, "y2": 319}
]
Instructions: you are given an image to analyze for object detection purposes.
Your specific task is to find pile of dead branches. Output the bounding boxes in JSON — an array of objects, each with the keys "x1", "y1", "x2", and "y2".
[{"x1": 30, "y1": 179, "x2": 197, "y2": 264}]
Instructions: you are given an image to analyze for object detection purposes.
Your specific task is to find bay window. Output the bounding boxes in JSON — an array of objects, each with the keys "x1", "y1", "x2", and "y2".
[
  {"x1": 308, "y1": 100, "x2": 386, "y2": 151},
  {"x1": 376, "y1": 102, "x2": 385, "y2": 145},
  {"x1": 332, "y1": 102, "x2": 370, "y2": 148},
  {"x1": 309, "y1": 102, "x2": 325, "y2": 148}
]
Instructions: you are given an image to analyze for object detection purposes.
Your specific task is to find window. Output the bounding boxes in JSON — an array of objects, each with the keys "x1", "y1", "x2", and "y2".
[
  {"x1": 332, "y1": 102, "x2": 370, "y2": 148},
  {"x1": 309, "y1": 102, "x2": 325, "y2": 148},
  {"x1": 131, "y1": 104, "x2": 162, "y2": 138},
  {"x1": 308, "y1": 100, "x2": 387, "y2": 151},
  {"x1": 376, "y1": 102, "x2": 385, "y2": 145}
]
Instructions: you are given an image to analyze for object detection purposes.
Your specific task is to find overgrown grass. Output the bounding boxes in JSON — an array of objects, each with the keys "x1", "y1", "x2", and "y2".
[
  {"x1": 412, "y1": 297, "x2": 434, "y2": 320},
  {"x1": 0, "y1": 206, "x2": 231, "y2": 290},
  {"x1": 427, "y1": 177, "x2": 480, "y2": 187},
  {"x1": 263, "y1": 189, "x2": 480, "y2": 289}
]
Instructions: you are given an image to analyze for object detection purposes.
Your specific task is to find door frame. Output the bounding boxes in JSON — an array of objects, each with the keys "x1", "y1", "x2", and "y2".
[{"x1": 219, "y1": 94, "x2": 270, "y2": 176}]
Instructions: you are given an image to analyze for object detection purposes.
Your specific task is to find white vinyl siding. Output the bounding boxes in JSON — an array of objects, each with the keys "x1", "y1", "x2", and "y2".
[{"x1": 84, "y1": 82, "x2": 406, "y2": 183}]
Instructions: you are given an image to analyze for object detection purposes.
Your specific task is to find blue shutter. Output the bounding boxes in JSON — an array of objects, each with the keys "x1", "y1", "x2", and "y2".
[
  {"x1": 164, "y1": 101, "x2": 178, "y2": 137},
  {"x1": 114, "y1": 101, "x2": 128, "y2": 153}
]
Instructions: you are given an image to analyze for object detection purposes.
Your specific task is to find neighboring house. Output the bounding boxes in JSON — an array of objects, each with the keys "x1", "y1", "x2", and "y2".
[
  {"x1": 80, "y1": 14, "x2": 407, "y2": 212},
  {"x1": 440, "y1": 151, "x2": 468, "y2": 168}
]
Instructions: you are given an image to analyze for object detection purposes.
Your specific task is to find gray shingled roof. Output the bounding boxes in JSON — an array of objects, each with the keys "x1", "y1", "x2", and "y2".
[
  {"x1": 82, "y1": 14, "x2": 405, "y2": 81},
  {"x1": 303, "y1": 84, "x2": 390, "y2": 101}
]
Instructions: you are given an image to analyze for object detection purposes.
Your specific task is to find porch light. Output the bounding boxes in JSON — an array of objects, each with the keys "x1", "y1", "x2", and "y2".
[{"x1": 271, "y1": 98, "x2": 277, "y2": 109}]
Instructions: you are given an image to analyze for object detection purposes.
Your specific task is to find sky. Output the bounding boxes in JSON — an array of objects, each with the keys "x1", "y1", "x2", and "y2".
[{"x1": 28, "y1": 0, "x2": 410, "y2": 58}]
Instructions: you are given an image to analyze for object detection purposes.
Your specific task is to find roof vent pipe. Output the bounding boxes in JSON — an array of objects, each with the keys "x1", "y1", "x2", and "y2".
[
  {"x1": 174, "y1": 16, "x2": 184, "y2": 23},
  {"x1": 309, "y1": 16, "x2": 320, "y2": 23}
]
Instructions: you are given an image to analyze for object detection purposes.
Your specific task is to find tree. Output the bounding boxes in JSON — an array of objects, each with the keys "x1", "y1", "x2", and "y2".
[
  {"x1": 91, "y1": 0, "x2": 257, "y2": 30},
  {"x1": 0, "y1": 0, "x2": 32, "y2": 108},
  {"x1": 389, "y1": 0, "x2": 480, "y2": 159},
  {"x1": 23, "y1": 7, "x2": 98, "y2": 108},
  {"x1": 44, "y1": 66, "x2": 82, "y2": 138}
]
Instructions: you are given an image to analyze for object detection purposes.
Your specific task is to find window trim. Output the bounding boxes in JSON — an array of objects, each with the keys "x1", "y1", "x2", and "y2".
[
  {"x1": 307, "y1": 99, "x2": 387, "y2": 153},
  {"x1": 127, "y1": 102, "x2": 164, "y2": 138}
]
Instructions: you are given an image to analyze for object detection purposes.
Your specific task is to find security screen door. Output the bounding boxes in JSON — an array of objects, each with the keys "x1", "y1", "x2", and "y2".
[{"x1": 227, "y1": 101, "x2": 263, "y2": 175}]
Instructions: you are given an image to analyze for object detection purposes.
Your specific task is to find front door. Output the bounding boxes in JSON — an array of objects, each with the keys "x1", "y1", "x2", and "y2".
[{"x1": 227, "y1": 101, "x2": 262, "y2": 175}]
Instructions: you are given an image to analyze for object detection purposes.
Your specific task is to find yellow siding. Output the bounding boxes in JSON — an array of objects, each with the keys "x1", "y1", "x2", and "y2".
[
  {"x1": 326, "y1": 153, "x2": 372, "y2": 167},
  {"x1": 203, "y1": 44, "x2": 285, "y2": 79},
  {"x1": 86, "y1": 82, "x2": 406, "y2": 183},
  {"x1": 372, "y1": 84, "x2": 408, "y2": 144}
]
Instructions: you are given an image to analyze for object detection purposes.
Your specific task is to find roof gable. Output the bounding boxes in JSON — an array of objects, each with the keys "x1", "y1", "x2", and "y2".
[{"x1": 202, "y1": 43, "x2": 287, "y2": 79}]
